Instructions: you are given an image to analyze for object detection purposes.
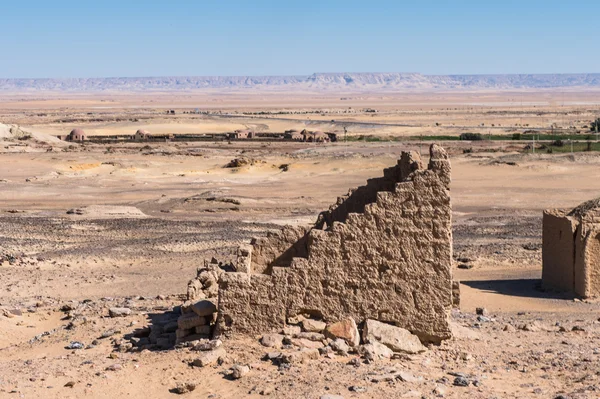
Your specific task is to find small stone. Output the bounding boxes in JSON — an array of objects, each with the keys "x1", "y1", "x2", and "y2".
[
  {"x1": 475, "y1": 307, "x2": 488, "y2": 316},
  {"x1": 433, "y1": 384, "x2": 446, "y2": 396},
  {"x1": 349, "y1": 386, "x2": 367, "y2": 393},
  {"x1": 109, "y1": 307, "x2": 131, "y2": 318},
  {"x1": 348, "y1": 358, "x2": 361, "y2": 367},
  {"x1": 359, "y1": 341, "x2": 393, "y2": 360},
  {"x1": 294, "y1": 332, "x2": 325, "y2": 341},
  {"x1": 106, "y1": 363, "x2": 122, "y2": 371},
  {"x1": 572, "y1": 326, "x2": 585, "y2": 332},
  {"x1": 190, "y1": 300, "x2": 217, "y2": 317},
  {"x1": 193, "y1": 339, "x2": 222, "y2": 351},
  {"x1": 230, "y1": 364, "x2": 250, "y2": 379},
  {"x1": 66, "y1": 341, "x2": 84, "y2": 350},
  {"x1": 8, "y1": 308, "x2": 22, "y2": 316},
  {"x1": 330, "y1": 338, "x2": 350, "y2": 355},
  {"x1": 453, "y1": 376, "x2": 469, "y2": 387},
  {"x1": 260, "y1": 334, "x2": 284, "y2": 348},
  {"x1": 192, "y1": 347, "x2": 227, "y2": 367},
  {"x1": 362, "y1": 319, "x2": 426, "y2": 354},
  {"x1": 64, "y1": 381, "x2": 76, "y2": 388},
  {"x1": 324, "y1": 317, "x2": 360, "y2": 347},
  {"x1": 287, "y1": 315, "x2": 306, "y2": 325},
  {"x1": 398, "y1": 371, "x2": 423, "y2": 383},
  {"x1": 290, "y1": 338, "x2": 323, "y2": 349},
  {"x1": 503, "y1": 324, "x2": 516, "y2": 332},
  {"x1": 282, "y1": 325, "x2": 301, "y2": 336},
  {"x1": 519, "y1": 322, "x2": 542, "y2": 332},
  {"x1": 100, "y1": 330, "x2": 116, "y2": 339},
  {"x1": 177, "y1": 313, "x2": 207, "y2": 330},
  {"x1": 281, "y1": 348, "x2": 320, "y2": 364},
  {"x1": 171, "y1": 382, "x2": 197, "y2": 394},
  {"x1": 302, "y1": 319, "x2": 326, "y2": 333},
  {"x1": 264, "y1": 352, "x2": 282, "y2": 361}
]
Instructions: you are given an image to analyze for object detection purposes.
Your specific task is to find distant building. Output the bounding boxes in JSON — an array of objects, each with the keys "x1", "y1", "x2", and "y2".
[
  {"x1": 133, "y1": 129, "x2": 150, "y2": 141},
  {"x1": 228, "y1": 129, "x2": 255, "y2": 139},
  {"x1": 283, "y1": 129, "x2": 304, "y2": 141},
  {"x1": 62, "y1": 128, "x2": 86, "y2": 142},
  {"x1": 305, "y1": 130, "x2": 330, "y2": 143}
]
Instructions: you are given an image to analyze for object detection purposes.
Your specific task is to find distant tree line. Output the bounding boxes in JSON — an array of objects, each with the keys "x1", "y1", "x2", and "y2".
[{"x1": 591, "y1": 118, "x2": 600, "y2": 132}]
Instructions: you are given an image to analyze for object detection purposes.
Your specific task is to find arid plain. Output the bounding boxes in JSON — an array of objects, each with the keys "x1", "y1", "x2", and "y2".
[{"x1": 2, "y1": 90, "x2": 600, "y2": 399}]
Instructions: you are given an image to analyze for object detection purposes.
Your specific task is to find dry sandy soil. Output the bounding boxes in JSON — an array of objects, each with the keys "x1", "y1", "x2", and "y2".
[{"x1": 1, "y1": 91, "x2": 600, "y2": 399}]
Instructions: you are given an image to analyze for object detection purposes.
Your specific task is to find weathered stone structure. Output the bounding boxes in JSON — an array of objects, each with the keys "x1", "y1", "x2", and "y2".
[
  {"x1": 543, "y1": 198, "x2": 600, "y2": 297},
  {"x1": 214, "y1": 144, "x2": 454, "y2": 343}
]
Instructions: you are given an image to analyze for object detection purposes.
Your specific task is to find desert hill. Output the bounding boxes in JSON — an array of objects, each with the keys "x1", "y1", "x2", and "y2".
[{"x1": 2, "y1": 72, "x2": 600, "y2": 92}]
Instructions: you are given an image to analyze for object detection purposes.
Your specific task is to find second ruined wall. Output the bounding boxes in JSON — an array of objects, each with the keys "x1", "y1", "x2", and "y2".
[
  {"x1": 542, "y1": 210, "x2": 577, "y2": 292},
  {"x1": 542, "y1": 207, "x2": 600, "y2": 298}
]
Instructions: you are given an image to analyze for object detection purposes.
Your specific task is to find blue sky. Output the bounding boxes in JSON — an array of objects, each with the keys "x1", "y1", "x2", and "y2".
[{"x1": 0, "y1": 0, "x2": 597, "y2": 78}]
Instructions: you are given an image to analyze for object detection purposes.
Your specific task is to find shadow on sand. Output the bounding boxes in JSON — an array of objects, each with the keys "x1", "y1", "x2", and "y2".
[{"x1": 461, "y1": 278, "x2": 576, "y2": 300}]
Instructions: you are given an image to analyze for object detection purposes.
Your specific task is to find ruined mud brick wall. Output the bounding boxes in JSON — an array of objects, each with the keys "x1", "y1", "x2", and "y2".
[
  {"x1": 216, "y1": 144, "x2": 453, "y2": 343},
  {"x1": 542, "y1": 209, "x2": 577, "y2": 292},
  {"x1": 542, "y1": 199, "x2": 600, "y2": 297},
  {"x1": 249, "y1": 226, "x2": 310, "y2": 274}
]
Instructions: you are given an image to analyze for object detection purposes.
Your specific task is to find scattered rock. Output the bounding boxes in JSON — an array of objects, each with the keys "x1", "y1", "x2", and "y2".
[
  {"x1": 282, "y1": 325, "x2": 302, "y2": 336},
  {"x1": 65, "y1": 341, "x2": 84, "y2": 350},
  {"x1": 398, "y1": 371, "x2": 423, "y2": 383},
  {"x1": 281, "y1": 348, "x2": 320, "y2": 364},
  {"x1": 330, "y1": 338, "x2": 350, "y2": 355},
  {"x1": 190, "y1": 300, "x2": 217, "y2": 317},
  {"x1": 230, "y1": 364, "x2": 250, "y2": 379},
  {"x1": 453, "y1": 376, "x2": 469, "y2": 387},
  {"x1": 349, "y1": 386, "x2": 367, "y2": 393},
  {"x1": 109, "y1": 307, "x2": 131, "y2": 317},
  {"x1": 64, "y1": 381, "x2": 76, "y2": 388},
  {"x1": 475, "y1": 307, "x2": 488, "y2": 316},
  {"x1": 193, "y1": 339, "x2": 222, "y2": 351},
  {"x1": 192, "y1": 348, "x2": 227, "y2": 367},
  {"x1": 359, "y1": 341, "x2": 393, "y2": 360},
  {"x1": 302, "y1": 319, "x2": 326, "y2": 333},
  {"x1": 294, "y1": 332, "x2": 325, "y2": 341},
  {"x1": 260, "y1": 334, "x2": 284, "y2": 349},
  {"x1": 171, "y1": 382, "x2": 197, "y2": 394},
  {"x1": 433, "y1": 384, "x2": 446, "y2": 396},
  {"x1": 290, "y1": 338, "x2": 324, "y2": 349},
  {"x1": 324, "y1": 317, "x2": 360, "y2": 347},
  {"x1": 106, "y1": 364, "x2": 122, "y2": 371},
  {"x1": 287, "y1": 315, "x2": 306, "y2": 325},
  {"x1": 362, "y1": 319, "x2": 426, "y2": 354}
]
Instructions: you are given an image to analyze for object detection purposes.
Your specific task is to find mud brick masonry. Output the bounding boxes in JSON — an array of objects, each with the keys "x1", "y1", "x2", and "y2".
[
  {"x1": 214, "y1": 144, "x2": 454, "y2": 343},
  {"x1": 543, "y1": 198, "x2": 600, "y2": 297}
]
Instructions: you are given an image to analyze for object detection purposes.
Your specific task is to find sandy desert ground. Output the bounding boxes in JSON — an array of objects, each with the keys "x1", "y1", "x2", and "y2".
[{"x1": 2, "y1": 91, "x2": 600, "y2": 399}]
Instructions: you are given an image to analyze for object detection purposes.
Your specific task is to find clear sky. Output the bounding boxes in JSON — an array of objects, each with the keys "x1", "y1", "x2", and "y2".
[{"x1": 1, "y1": 0, "x2": 598, "y2": 78}]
